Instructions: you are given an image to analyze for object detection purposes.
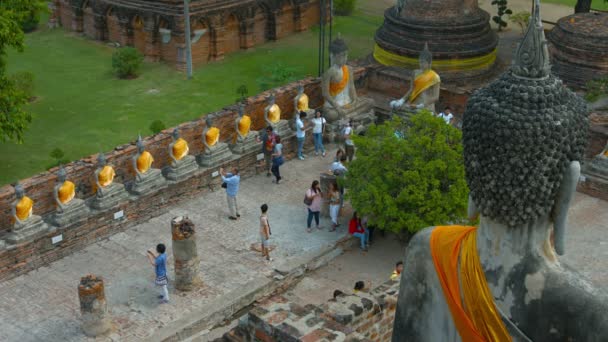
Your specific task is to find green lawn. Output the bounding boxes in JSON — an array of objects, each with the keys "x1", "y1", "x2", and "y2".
[
  {"x1": 542, "y1": 0, "x2": 608, "y2": 10},
  {"x1": 1, "y1": 10, "x2": 383, "y2": 185}
]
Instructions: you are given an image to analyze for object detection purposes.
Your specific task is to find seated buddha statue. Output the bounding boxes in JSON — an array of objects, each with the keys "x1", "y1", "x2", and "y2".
[
  {"x1": 264, "y1": 94, "x2": 281, "y2": 127},
  {"x1": 198, "y1": 116, "x2": 233, "y2": 167},
  {"x1": 12, "y1": 183, "x2": 33, "y2": 226},
  {"x1": 235, "y1": 105, "x2": 252, "y2": 142},
  {"x1": 322, "y1": 38, "x2": 358, "y2": 123},
  {"x1": 95, "y1": 153, "x2": 116, "y2": 198},
  {"x1": 390, "y1": 43, "x2": 440, "y2": 114},
  {"x1": 294, "y1": 85, "x2": 314, "y2": 116},
  {"x1": 54, "y1": 166, "x2": 75, "y2": 213},
  {"x1": 169, "y1": 128, "x2": 190, "y2": 168},
  {"x1": 133, "y1": 135, "x2": 154, "y2": 181},
  {"x1": 203, "y1": 117, "x2": 220, "y2": 154}
]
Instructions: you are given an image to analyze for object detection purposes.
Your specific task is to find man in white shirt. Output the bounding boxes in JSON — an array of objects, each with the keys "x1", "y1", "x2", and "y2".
[
  {"x1": 295, "y1": 112, "x2": 306, "y2": 160},
  {"x1": 437, "y1": 106, "x2": 454, "y2": 125},
  {"x1": 311, "y1": 110, "x2": 327, "y2": 157},
  {"x1": 342, "y1": 120, "x2": 355, "y2": 162}
]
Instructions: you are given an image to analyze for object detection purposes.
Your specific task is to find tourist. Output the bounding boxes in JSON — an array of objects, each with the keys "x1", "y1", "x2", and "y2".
[
  {"x1": 146, "y1": 243, "x2": 169, "y2": 304},
  {"x1": 391, "y1": 261, "x2": 404, "y2": 281},
  {"x1": 353, "y1": 280, "x2": 365, "y2": 293},
  {"x1": 305, "y1": 180, "x2": 323, "y2": 232},
  {"x1": 349, "y1": 211, "x2": 369, "y2": 251},
  {"x1": 334, "y1": 148, "x2": 344, "y2": 163},
  {"x1": 256, "y1": 126, "x2": 277, "y2": 176},
  {"x1": 296, "y1": 111, "x2": 307, "y2": 160},
  {"x1": 259, "y1": 204, "x2": 272, "y2": 262},
  {"x1": 328, "y1": 182, "x2": 341, "y2": 231},
  {"x1": 311, "y1": 110, "x2": 327, "y2": 157},
  {"x1": 220, "y1": 167, "x2": 240, "y2": 220},
  {"x1": 438, "y1": 106, "x2": 454, "y2": 125},
  {"x1": 330, "y1": 289, "x2": 345, "y2": 302},
  {"x1": 342, "y1": 120, "x2": 355, "y2": 162},
  {"x1": 271, "y1": 135, "x2": 284, "y2": 184},
  {"x1": 331, "y1": 156, "x2": 348, "y2": 207}
]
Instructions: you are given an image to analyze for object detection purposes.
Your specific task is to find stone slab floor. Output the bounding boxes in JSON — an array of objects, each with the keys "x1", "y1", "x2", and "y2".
[
  {"x1": 0, "y1": 146, "x2": 350, "y2": 342},
  {"x1": 0, "y1": 143, "x2": 606, "y2": 341}
]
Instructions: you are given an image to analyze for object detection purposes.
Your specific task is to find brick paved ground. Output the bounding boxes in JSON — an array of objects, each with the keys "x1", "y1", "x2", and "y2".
[{"x1": 0, "y1": 146, "x2": 348, "y2": 342}]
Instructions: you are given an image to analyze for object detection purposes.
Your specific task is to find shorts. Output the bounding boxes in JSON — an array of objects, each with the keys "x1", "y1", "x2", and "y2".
[
  {"x1": 155, "y1": 275, "x2": 168, "y2": 286},
  {"x1": 260, "y1": 234, "x2": 269, "y2": 247}
]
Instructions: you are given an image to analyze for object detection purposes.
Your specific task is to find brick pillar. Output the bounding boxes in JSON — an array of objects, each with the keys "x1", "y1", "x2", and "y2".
[
  {"x1": 118, "y1": 20, "x2": 131, "y2": 47},
  {"x1": 320, "y1": 172, "x2": 337, "y2": 217},
  {"x1": 294, "y1": 4, "x2": 308, "y2": 32},
  {"x1": 171, "y1": 216, "x2": 201, "y2": 291},
  {"x1": 78, "y1": 275, "x2": 112, "y2": 337},
  {"x1": 210, "y1": 17, "x2": 225, "y2": 61},
  {"x1": 71, "y1": 9, "x2": 83, "y2": 32},
  {"x1": 240, "y1": 18, "x2": 255, "y2": 49},
  {"x1": 93, "y1": 15, "x2": 106, "y2": 41},
  {"x1": 268, "y1": 10, "x2": 279, "y2": 41},
  {"x1": 144, "y1": 22, "x2": 160, "y2": 62},
  {"x1": 47, "y1": 1, "x2": 59, "y2": 28}
]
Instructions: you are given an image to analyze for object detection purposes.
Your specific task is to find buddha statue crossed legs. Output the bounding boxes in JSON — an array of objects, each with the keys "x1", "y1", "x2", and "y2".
[
  {"x1": 197, "y1": 116, "x2": 233, "y2": 167},
  {"x1": 165, "y1": 128, "x2": 198, "y2": 182},
  {"x1": 230, "y1": 104, "x2": 259, "y2": 155},
  {"x1": 51, "y1": 165, "x2": 88, "y2": 226},
  {"x1": 264, "y1": 94, "x2": 291, "y2": 138},
  {"x1": 294, "y1": 85, "x2": 314, "y2": 117},
  {"x1": 91, "y1": 153, "x2": 128, "y2": 210},
  {"x1": 5, "y1": 182, "x2": 49, "y2": 244},
  {"x1": 130, "y1": 135, "x2": 166, "y2": 196}
]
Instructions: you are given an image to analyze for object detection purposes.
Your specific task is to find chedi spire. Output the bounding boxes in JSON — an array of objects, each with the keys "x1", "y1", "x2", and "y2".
[{"x1": 512, "y1": 0, "x2": 550, "y2": 79}]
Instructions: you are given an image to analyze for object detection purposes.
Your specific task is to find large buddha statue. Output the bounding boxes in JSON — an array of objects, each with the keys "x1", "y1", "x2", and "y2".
[
  {"x1": 392, "y1": 2, "x2": 608, "y2": 340},
  {"x1": 51, "y1": 165, "x2": 88, "y2": 226},
  {"x1": 6, "y1": 182, "x2": 49, "y2": 244},
  {"x1": 321, "y1": 38, "x2": 374, "y2": 140},
  {"x1": 197, "y1": 116, "x2": 233, "y2": 167},
  {"x1": 263, "y1": 94, "x2": 291, "y2": 137},
  {"x1": 294, "y1": 85, "x2": 314, "y2": 116},
  {"x1": 230, "y1": 105, "x2": 259, "y2": 155},
  {"x1": 165, "y1": 128, "x2": 198, "y2": 182},
  {"x1": 91, "y1": 153, "x2": 128, "y2": 210},
  {"x1": 390, "y1": 43, "x2": 441, "y2": 114},
  {"x1": 131, "y1": 135, "x2": 166, "y2": 196}
]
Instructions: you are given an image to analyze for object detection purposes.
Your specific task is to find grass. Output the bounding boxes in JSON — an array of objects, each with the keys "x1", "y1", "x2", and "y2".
[
  {"x1": 541, "y1": 0, "x2": 608, "y2": 10},
  {"x1": 1, "y1": 9, "x2": 383, "y2": 185}
]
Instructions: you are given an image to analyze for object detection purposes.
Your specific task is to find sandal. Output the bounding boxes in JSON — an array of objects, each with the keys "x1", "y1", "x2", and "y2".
[{"x1": 307, "y1": 228, "x2": 312, "y2": 233}]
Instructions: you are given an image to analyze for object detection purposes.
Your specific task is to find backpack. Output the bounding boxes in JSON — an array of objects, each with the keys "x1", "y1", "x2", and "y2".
[{"x1": 303, "y1": 190, "x2": 313, "y2": 206}]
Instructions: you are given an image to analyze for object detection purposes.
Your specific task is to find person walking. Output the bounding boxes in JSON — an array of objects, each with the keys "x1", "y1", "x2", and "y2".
[
  {"x1": 271, "y1": 135, "x2": 284, "y2": 184},
  {"x1": 259, "y1": 204, "x2": 272, "y2": 262},
  {"x1": 305, "y1": 180, "x2": 322, "y2": 232},
  {"x1": 342, "y1": 120, "x2": 355, "y2": 162},
  {"x1": 311, "y1": 110, "x2": 326, "y2": 157},
  {"x1": 146, "y1": 243, "x2": 169, "y2": 304},
  {"x1": 295, "y1": 111, "x2": 306, "y2": 160},
  {"x1": 256, "y1": 126, "x2": 277, "y2": 176},
  {"x1": 220, "y1": 167, "x2": 240, "y2": 220},
  {"x1": 328, "y1": 182, "x2": 341, "y2": 231},
  {"x1": 348, "y1": 211, "x2": 369, "y2": 251}
]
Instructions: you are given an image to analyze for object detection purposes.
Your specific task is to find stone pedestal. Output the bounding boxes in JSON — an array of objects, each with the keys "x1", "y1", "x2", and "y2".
[
  {"x1": 51, "y1": 199, "x2": 89, "y2": 227},
  {"x1": 130, "y1": 168, "x2": 167, "y2": 196},
  {"x1": 230, "y1": 131, "x2": 260, "y2": 155},
  {"x1": 374, "y1": 4, "x2": 498, "y2": 84},
  {"x1": 325, "y1": 98, "x2": 376, "y2": 143},
  {"x1": 271, "y1": 120, "x2": 293, "y2": 139},
  {"x1": 5, "y1": 215, "x2": 50, "y2": 244},
  {"x1": 548, "y1": 13, "x2": 608, "y2": 88},
  {"x1": 320, "y1": 172, "x2": 337, "y2": 218},
  {"x1": 171, "y1": 216, "x2": 201, "y2": 291},
  {"x1": 78, "y1": 275, "x2": 112, "y2": 337},
  {"x1": 164, "y1": 155, "x2": 199, "y2": 182},
  {"x1": 197, "y1": 142, "x2": 234, "y2": 168},
  {"x1": 91, "y1": 183, "x2": 129, "y2": 211}
]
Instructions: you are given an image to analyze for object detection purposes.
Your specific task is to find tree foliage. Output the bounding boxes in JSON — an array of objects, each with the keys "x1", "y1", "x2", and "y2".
[
  {"x1": 0, "y1": 1, "x2": 41, "y2": 143},
  {"x1": 334, "y1": 0, "x2": 357, "y2": 16},
  {"x1": 491, "y1": 0, "x2": 512, "y2": 31},
  {"x1": 112, "y1": 47, "x2": 144, "y2": 79},
  {"x1": 0, "y1": 0, "x2": 46, "y2": 32},
  {"x1": 343, "y1": 112, "x2": 469, "y2": 234}
]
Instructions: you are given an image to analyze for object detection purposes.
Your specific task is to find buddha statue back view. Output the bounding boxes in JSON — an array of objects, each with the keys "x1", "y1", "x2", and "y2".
[
  {"x1": 91, "y1": 153, "x2": 128, "y2": 210},
  {"x1": 230, "y1": 104, "x2": 259, "y2": 155},
  {"x1": 51, "y1": 165, "x2": 88, "y2": 227},
  {"x1": 131, "y1": 135, "x2": 166, "y2": 196},
  {"x1": 165, "y1": 128, "x2": 198, "y2": 182},
  {"x1": 6, "y1": 182, "x2": 49, "y2": 244},
  {"x1": 198, "y1": 116, "x2": 233, "y2": 167}
]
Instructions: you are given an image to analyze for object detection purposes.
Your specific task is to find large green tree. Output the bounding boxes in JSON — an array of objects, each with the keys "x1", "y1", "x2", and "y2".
[
  {"x1": 0, "y1": 0, "x2": 44, "y2": 143},
  {"x1": 344, "y1": 111, "x2": 468, "y2": 234}
]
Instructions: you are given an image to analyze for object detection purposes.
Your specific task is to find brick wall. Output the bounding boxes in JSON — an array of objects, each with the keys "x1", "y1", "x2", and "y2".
[
  {"x1": 0, "y1": 77, "x2": 324, "y2": 281},
  {"x1": 217, "y1": 279, "x2": 400, "y2": 342},
  {"x1": 83, "y1": 7, "x2": 96, "y2": 39}
]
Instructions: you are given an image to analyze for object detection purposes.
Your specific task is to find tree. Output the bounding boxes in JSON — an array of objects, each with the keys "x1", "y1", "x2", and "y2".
[
  {"x1": 343, "y1": 112, "x2": 469, "y2": 234},
  {"x1": 0, "y1": 0, "x2": 46, "y2": 32},
  {"x1": 112, "y1": 47, "x2": 144, "y2": 79},
  {"x1": 0, "y1": 2, "x2": 42, "y2": 143}
]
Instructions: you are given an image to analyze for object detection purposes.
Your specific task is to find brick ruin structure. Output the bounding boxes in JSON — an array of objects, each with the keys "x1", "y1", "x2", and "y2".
[{"x1": 53, "y1": 0, "x2": 321, "y2": 68}]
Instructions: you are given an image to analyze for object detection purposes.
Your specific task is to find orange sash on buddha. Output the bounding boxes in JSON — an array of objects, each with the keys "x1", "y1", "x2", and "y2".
[
  {"x1": 430, "y1": 226, "x2": 512, "y2": 342},
  {"x1": 58, "y1": 181, "x2": 75, "y2": 204},
  {"x1": 173, "y1": 138, "x2": 189, "y2": 161},
  {"x1": 16, "y1": 196, "x2": 33, "y2": 220},
  {"x1": 409, "y1": 69, "x2": 440, "y2": 103},
  {"x1": 297, "y1": 94, "x2": 310, "y2": 111},
  {"x1": 136, "y1": 151, "x2": 154, "y2": 173},
  {"x1": 238, "y1": 115, "x2": 252, "y2": 137},
  {"x1": 268, "y1": 104, "x2": 281, "y2": 123},
  {"x1": 98, "y1": 165, "x2": 115, "y2": 187},
  {"x1": 206, "y1": 127, "x2": 220, "y2": 147},
  {"x1": 329, "y1": 65, "x2": 350, "y2": 97}
]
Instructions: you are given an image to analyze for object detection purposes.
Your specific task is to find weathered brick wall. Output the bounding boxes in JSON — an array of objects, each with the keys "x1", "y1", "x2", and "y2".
[
  {"x1": 82, "y1": 7, "x2": 96, "y2": 39},
  {"x1": 217, "y1": 279, "x2": 400, "y2": 342},
  {"x1": 107, "y1": 13, "x2": 121, "y2": 43}
]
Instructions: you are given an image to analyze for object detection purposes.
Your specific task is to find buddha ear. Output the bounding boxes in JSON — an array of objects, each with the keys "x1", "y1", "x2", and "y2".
[{"x1": 552, "y1": 161, "x2": 580, "y2": 255}]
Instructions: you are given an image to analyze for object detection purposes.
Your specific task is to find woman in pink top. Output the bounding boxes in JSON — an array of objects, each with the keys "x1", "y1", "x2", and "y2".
[{"x1": 305, "y1": 180, "x2": 323, "y2": 232}]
